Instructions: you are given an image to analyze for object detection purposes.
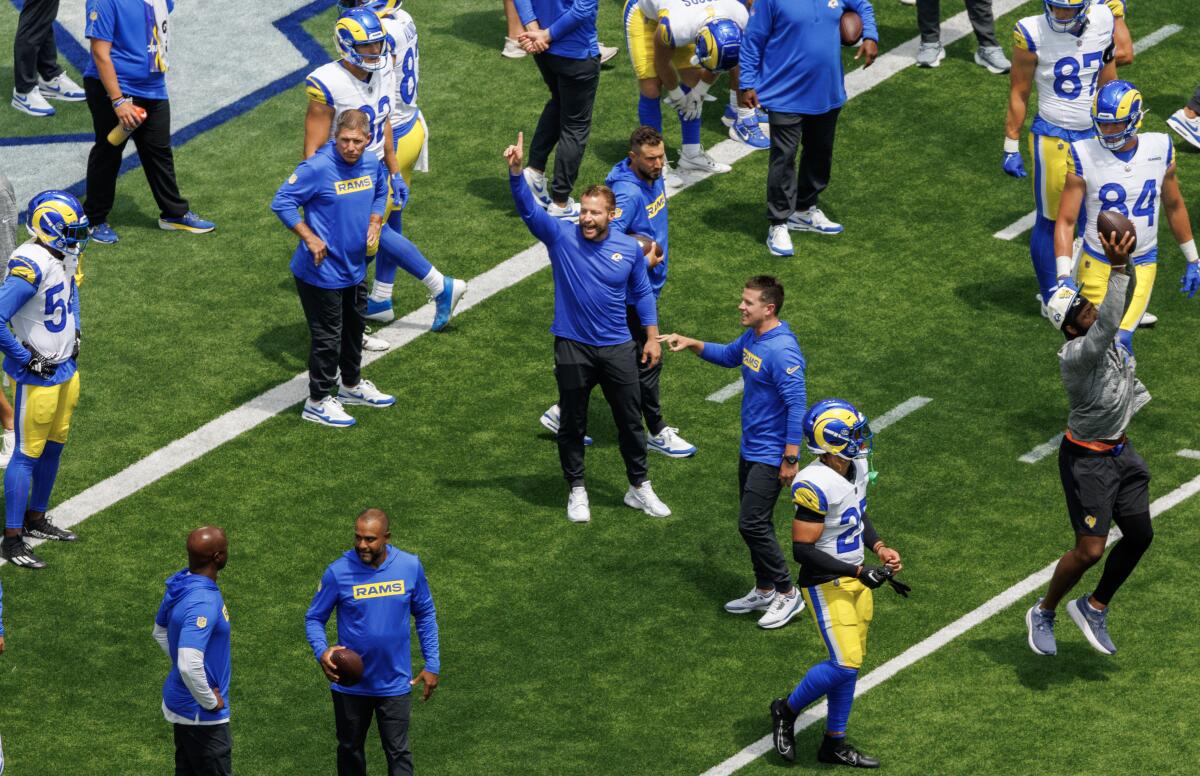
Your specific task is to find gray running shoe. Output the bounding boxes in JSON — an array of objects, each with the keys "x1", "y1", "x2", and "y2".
[
  {"x1": 916, "y1": 41, "x2": 946, "y2": 68},
  {"x1": 975, "y1": 45, "x2": 1012, "y2": 74},
  {"x1": 1068, "y1": 595, "x2": 1116, "y2": 655},
  {"x1": 1026, "y1": 599, "x2": 1057, "y2": 655}
]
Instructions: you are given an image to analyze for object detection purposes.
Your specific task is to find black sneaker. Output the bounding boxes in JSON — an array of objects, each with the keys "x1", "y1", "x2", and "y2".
[
  {"x1": 770, "y1": 698, "x2": 797, "y2": 762},
  {"x1": 817, "y1": 738, "x2": 880, "y2": 768},
  {"x1": 2, "y1": 537, "x2": 47, "y2": 569},
  {"x1": 24, "y1": 515, "x2": 77, "y2": 542}
]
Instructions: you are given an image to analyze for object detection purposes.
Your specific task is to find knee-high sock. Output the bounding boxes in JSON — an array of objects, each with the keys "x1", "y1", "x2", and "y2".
[
  {"x1": 824, "y1": 667, "x2": 859, "y2": 737},
  {"x1": 4, "y1": 452, "x2": 37, "y2": 530},
  {"x1": 1093, "y1": 511, "x2": 1153, "y2": 605},
  {"x1": 1030, "y1": 214, "x2": 1058, "y2": 303},
  {"x1": 786, "y1": 660, "x2": 858, "y2": 715},
  {"x1": 679, "y1": 85, "x2": 701, "y2": 147},
  {"x1": 376, "y1": 223, "x2": 433, "y2": 284},
  {"x1": 638, "y1": 94, "x2": 663, "y2": 132},
  {"x1": 29, "y1": 440, "x2": 64, "y2": 513}
]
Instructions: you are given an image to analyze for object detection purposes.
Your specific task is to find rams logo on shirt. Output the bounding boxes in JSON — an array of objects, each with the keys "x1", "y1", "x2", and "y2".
[
  {"x1": 646, "y1": 192, "x2": 666, "y2": 218},
  {"x1": 353, "y1": 581, "x2": 407, "y2": 600},
  {"x1": 610, "y1": 252, "x2": 625, "y2": 263},
  {"x1": 196, "y1": 616, "x2": 208, "y2": 629},
  {"x1": 1084, "y1": 515, "x2": 1097, "y2": 529},
  {"x1": 222, "y1": 605, "x2": 230, "y2": 622},
  {"x1": 335, "y1": 176, "x2": 373, "y2": 195},
  {"x1": 742, "y1": 348, "x2": 762, "y2": 372}
]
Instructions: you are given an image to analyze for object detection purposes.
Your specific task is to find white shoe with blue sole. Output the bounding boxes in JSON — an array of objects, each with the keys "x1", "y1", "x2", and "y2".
[
  {"x1": 302, "y1": 396, "x2": 356, "y2": 427},
  {"x1": 38, "y1": 73, "x2": 85, "y2": 101},
  {"x1": 523, "y1": 168, "x2": 552, "y2": 209},
  {"x1": 339, "y1": 379, "x2": 395, "y2": 408},
  {"x1": 647, "y1": 426, "x2": 696, "y2": 458},
  {"x1": 1167, "y1": 108, "x2": 1200, "y2": 150},
  {"x1": 540, "y1": 404, "x2": 593, "y2": 445},
  {"x1": 767, "y1": 224, "x2": 794, "y2": 257},
  {"x1": 787, "y1": 207, "x2": 843, "y2": 235},
  {"x1": 432, "y1": 277, "x2": 467, "y2": 332},
  {"x1": 11, "y1": 88, "x2": 54, "y2": 116}
]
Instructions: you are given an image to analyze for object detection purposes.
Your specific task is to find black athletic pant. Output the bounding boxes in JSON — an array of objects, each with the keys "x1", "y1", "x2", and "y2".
[
  {"x1": 916, "y1": 0, "x2": 999, "y2": 47},
  {"x1": 173, "y1": 723, "x2": 232, "y2": 776},
  {"x1": 1189, "y1": 85, "x2": 1200, "y2": 115},
  {"x1": 528, "y1": 52, "x2": 600, "y2": 205},
  {"x1": 766, "y1": 108, "x2": 841, "y2": 224},
  {"x1": 83, "y1": 77, "x2": 189, "y2": 225},
  {"x1": 13, "y1": 0, "x2": 62, "y2": 94},
  {"x1": 296, "y1": 278, "x2": 367, "y2": 401},
  {"x1": 555, "y1": 337, "x2": 648, "y2": 489},
  {"x1": 332, "y1": 691, "x2": 413, "y2": 776},
  {"x1": 626, "y1": 305, "x2": 665, "y2": 436},
  {"x1": 738, "y1": 457, "x2": 792, "y2": 593}
]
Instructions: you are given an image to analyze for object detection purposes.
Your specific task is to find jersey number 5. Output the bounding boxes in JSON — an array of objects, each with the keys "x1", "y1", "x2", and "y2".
[{"x1": 44, "y1": 282, "x2": 68, "y2": 333}]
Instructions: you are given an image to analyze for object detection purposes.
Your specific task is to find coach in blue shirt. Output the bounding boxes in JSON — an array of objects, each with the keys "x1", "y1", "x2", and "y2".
[
  {"x1": 306, "y1": 509, "x2": 440, "y2": 776},
  {"x1": 152, "y1": 526, "x2": 233, "y2": 775},
  {"x1": 272, "y1": 109, "x2": 395, "y2": 429},
  {"x1": 507, "y1": 131, "x2": 672, "y2": 524},
  {"x1": 512, "y1": 0, "x2": 600, "y2": 218},
  {"x1": 739, "y1": 0, "x2": 878, "y2": 256},
  {"x1": 659, "y1": 276, "x2": 808, "y2": 629},
  {"x1": 82, "y1": 0, "x2": 214, "y2": 243}
]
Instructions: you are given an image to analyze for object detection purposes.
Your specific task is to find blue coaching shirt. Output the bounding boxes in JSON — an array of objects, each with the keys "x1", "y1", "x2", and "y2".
[
  {"x1": 607, "y1": 158, "x2": 668, "y2": 299},
  {"x1": 83, "y1": 0, "x2": 175, "y2": 100},
  {"x1": 155, "y1": 569, "x2": 232, "y2": 723},
  {"x1": 510, "y1": 174, "x2": 657, "y2": 346},
  {"x1": 701, "y1": 322, "x2": 807, "y2": 466},
  {"x1": 513, "y1": 0, "x2": 599, "y2": 60},
  {"x1": 739, "y1": 0, "x2": 878, "y2": 115},
  {"x1": 271, "y1": 141, "x2": 388, "y2": 290},
  {"x1": 305, "y1": 545, "x2": 440, "y2": 697}
]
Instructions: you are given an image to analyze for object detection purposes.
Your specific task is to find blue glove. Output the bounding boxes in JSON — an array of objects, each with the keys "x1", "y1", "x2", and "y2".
[
  {"x1": 390, "y1": 171, "x2": 409, "y2": 210},
  {"x1": 1002, "y1": 152, "x2": 1027, "y2": 178},
  {"x1": 1181, "y1": 262, "x2": 1200, "y2": 299},
  {"x1": 1058, "y1": 277, "x2": 1078, "y2": 292}
]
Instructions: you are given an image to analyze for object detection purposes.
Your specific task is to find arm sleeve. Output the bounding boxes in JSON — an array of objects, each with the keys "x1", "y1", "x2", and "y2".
[
  {"x1": 737, "y1": 0, "x2": 770, "y2": 90},
  {"x1": 547, "y1": 0, "x2": 598, "y2": 43},
  {"x1": 845, "y1": 0, "x2": 879, "y2": 41},
  {"x1": 152, "y1": 623, "x2": 170, "y2": 656},
  {"x1": 410, "y1": 563, "x2": 441, "y2": 674},
  {"x1": 84, "y1": 0, "x2": 116, "y2": 42},
  {"x1": 0, "y1": 272, "x2": 38, "y2": 362},
  {"x1": 698, "y1": 332, "x2": 746, "y2": 368},
  {"x1": 70, "y1": 279, "x2": 81, "y2": 333},
  {"x1": 793, "y1": 541, "x2": 861, "y2": 577},
  {"x1": 177, "y1": 648, "x2": 219, "y2": 710},
  {"x1": 513, "y1": 0, "x2": 537, "y2": 26},
  {"x1": 860, "y1": 515, "x2": 880, "y2": 551},
  {"x1": 1063, "y1": 272, "x2": 1133, "y2": 370},
  {"x1": 627, "y1": 252, "x2": 658, "y2": 328},
  {"x1": 510, "y1": 173, "x2": 561, "y2": 246},
  {"x1": 773, "y1": 349, "x2": 807, "y2": 446},
  {"x1": 271, "y1": 162, "x2": 317, "y2": 230},
  {"x1": 304, "y1": 568, "x2": 339, "y2": 661},
  {"x1": 374, "y1": 162, "x2": 390, "y2": 217}
]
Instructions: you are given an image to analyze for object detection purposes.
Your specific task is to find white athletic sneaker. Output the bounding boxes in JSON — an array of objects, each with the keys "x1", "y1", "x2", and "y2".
[
  {"x1": 916, "y1": 41, "x2": 946, "y2": 68},
  {"x1": 677, "y1": 149, "x2": 731, "y2": 175},
  {"x1": 11, "y1": 88, "x2": 54, "y2": 117},
  {"x1": 0, "y1": 428, "x2": 14, "y2": 469},
  {"x1": 37, "y1": 73, "x2": 85, "y2": 101},
  {"x1": 787, "y1": 207, "x2": 843, "y2": 235},
  {"x1": 724, "y1": 587, "x2": 776, "y2": 614},
  {"x1": 767, "y1": 224, "x2": 794, "y2": 257},
  {"x1": 647, "y1": 426, "x2": 696, "y2": 458},
  {"x1": 598, "y1": 44, "x2": 619, "y2": 64},
  {"x1": 547, "y1": 198, "x2": 581, "y2": 222},
  {"x1": 502, "y1": 37, "x2": 527, "y2": 59},
  {"x1": 1138, "y1": 311, "x2": 1158, "y2": 328},
  {"x1": 540, "y1": 404, "x2": 593, "y2": 445},
  {"x1": 1167, "y1": 108, "x2": 1200, "y2": 150},
  {"x1": 624, "y1": 481, "x2": 672, "y2": 517},
  {"x1": 757, "y1": 589, "x2": 805, "y2": 629},
  {"x1": 567, "y1": 486, "x2": 591, "y2": 523},
  {"x1": 662, "y1": 158, "x2": 684, "y2": 189},
  {"x1": 302, "y1": 396, "x2": 356, "y2": 427},
  {"x1": 339, "y1": 379, "x2": 395, "y2": 407},
  {"x1": 974, "y1": 46, "x2": 1011, "y2": 74},
  {"x1": 523, "y1": 168, "x2": 552, "y2": 209},
  {"x1": 362, "y1": 328, "x2": 389, "y2": 351}
]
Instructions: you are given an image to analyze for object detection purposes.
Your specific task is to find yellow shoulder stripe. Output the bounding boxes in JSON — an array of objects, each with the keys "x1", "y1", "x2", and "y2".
[{"x1": 7, "y1": 259, "x2": 38, "y2": 286}]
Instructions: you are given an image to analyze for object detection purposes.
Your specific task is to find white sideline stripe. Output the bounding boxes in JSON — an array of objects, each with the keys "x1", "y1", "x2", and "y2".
[
  {"x1": 706, "y1": 379, "x2": 745, "y2": 403},
  {"x1": 0, "y1": 0, "x2": 1027, "y2": 565},
  {"x1": 1019, "y1": 432, "x2": 1065, "y2": 464},
  {"x1": 870, "y1": 396, "x2": 932, "y2": 432},
  {"x1": 992, "y1": 24, "x2": 1184, "y2": 241},
  {"x1": 701, "y1": 458, "x2": 1200, "y2": 776},
  {"x1": 1177, "y1": 449, "x2": 1200, "y2": 460}
]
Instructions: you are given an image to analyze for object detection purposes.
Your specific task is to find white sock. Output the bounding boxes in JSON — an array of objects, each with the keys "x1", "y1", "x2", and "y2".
[
  {"x1": 369, "y1": 281, "x2": 393, "y2": 303},
  {"x1": 729, "y1": 89, "x2": 738, "y2": 109},
  {"x1": 421, "y1": 268, "x2": 445, "y2": 296},
  {"x1": 682, "y1": 143, "x2": 701, "y2": 157},
  {"x1": 736, "y1": 105, "x2": 756, "y2": 120}
]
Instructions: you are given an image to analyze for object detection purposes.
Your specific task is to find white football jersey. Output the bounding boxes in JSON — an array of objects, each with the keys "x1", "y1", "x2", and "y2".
[
  {"x1": 5, "y1": 241, "x2": 78, "y2": 364},
  {"x1": 1072, "y1": 132, "x2": 1173, "y2": 260},
  {"x1": 381, "y1": 10, "x2": 420, "y2": 131},
  {"x1": 305, "y1": 60, "x2": 396, "y2": 161},
  {"x1": 791, "y1": 458, "x2": 870, "y2": 569},
  {"x1": 1014, "y1": 4, "x2": 1115, "y2": 131},
  {"x1": 653, "y1": 0, "x2": 748, "y2": 47}
]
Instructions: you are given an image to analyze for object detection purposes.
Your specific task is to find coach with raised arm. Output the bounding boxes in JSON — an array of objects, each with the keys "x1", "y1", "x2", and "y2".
[{"x1": 506, "y1": 131, "x2": 671, "y2": 524}]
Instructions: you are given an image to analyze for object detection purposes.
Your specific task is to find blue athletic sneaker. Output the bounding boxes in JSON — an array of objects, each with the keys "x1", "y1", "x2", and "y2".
[
  {"x1": 1025, "y1": 599, "x2": 1057, "y2": 656},
  {"x1": 302, "y1": 396, "x2": 356, "y2": 427},
  {"x1": 1068, "y1": 595, "x2": 1116, "y2": 655},
  {"x1": 431, "y1": 277, "x2": 467, "y2": 332},
  {"x1": 90, "y1": 223, "x2": 119, "y2": 244},
  {"x1": 159, "y1": 211, "x2": 215, "y2": 233},
  {"x1": 756, "y1": 107, "x2": 769, "y2": 125},
  {"x1": 365, "y1": 298, "x2": 395, "y2": 323},
  {"x1": 721, "y1": 103, "x2": 738, "y2": 128},
  {"x1": 729, "y1": 116, "x2": 769, "y2": 149}
]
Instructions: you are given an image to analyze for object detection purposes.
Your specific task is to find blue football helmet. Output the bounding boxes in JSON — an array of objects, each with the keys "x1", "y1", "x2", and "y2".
[
  {"x1": 803, "y1": 399, "x2": 873, "y2": 460},
  {"x1": 1093, "y1": 79, "x2": 1144, "y2": 151},
  {"x1": 335, "y1": 8, "x2": 391, "y2": 72},
  {"x1": 25, "y1": 190, "x2": 89, "y2": 257},
  {"x1": 693, "y1": 18, "x2": 742, "y2": 72},
  {"x1": 336, "y1": 0, "x2": 403, "y2": 14},
  {"x1": 1043, "y1": 0, "x2": 1092, "y2": 34}
]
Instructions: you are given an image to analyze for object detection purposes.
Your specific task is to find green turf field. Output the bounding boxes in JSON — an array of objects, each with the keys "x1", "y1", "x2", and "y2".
[{"x1": 1, "y1": 1, "x2": 1198, "y2": 773}]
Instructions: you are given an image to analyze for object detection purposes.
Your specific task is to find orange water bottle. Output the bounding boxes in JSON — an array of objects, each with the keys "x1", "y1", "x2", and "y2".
[{"x1": 107, "y1": 105, "x2": 147, "y2": 145}]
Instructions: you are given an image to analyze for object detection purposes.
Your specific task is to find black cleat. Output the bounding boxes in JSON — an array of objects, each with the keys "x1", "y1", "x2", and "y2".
[
  {"x1": 771, "y1": 698, "x2": 797, "y2": 762},
  {"x1": 24, "y1": 515, "x2": 77, "y2": 542},
  {"x1": 2, "y1": 537, "x2": 47, "y2": 569},
  {"x1": 817, "y1": 738, "x2": 880, "y2": 768}
]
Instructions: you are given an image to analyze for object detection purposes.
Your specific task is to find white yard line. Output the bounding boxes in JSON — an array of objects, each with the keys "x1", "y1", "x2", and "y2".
[
  {"x1": 1177, "y1": 449, "x2": 1200, "y2": 460},
  {"x1": 993, "y1": 24, "x2": 1184, "y2": 241},
  {"x1": 706, "y1": 379, "x2": 745, "y2": 403},
  {"x1": 1019, "y1": 432, "x2": 1065, "y2": 464},
  {"x1": 0, "y1": 0, "x2": 1025, "y2": 563},
  {"x1": 701, "y1": 458, "x2": 1200, "y2": 776},
  {"x1": 871, "y1": 396, "x2": 932, "y2": 432}
]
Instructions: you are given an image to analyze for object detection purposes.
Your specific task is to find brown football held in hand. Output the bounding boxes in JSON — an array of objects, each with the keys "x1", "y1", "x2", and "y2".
[
  {"x1": 331, "y1": 647, "x2": 364, "y2": 686},
  {"x1": 840, "y1": 12, "x2": 863, "y2": 46},
  {"x1": 1096, "y1": 210, "x2": 1136, "y2": 251}
]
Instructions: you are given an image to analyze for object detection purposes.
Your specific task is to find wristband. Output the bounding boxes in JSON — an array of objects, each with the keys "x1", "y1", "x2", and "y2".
[
  {"x1": 112, "y1": 96, "x2": 130, "y2": 109},
  {"x1": 1055, "y1": 255, "x2": 1073, "y2": 279},
  {"x1": 1182, "y1": 239, "x2": 1199, "y2": 264},
  {"x1": 1003, "y1": 136, "x2": 1020, "y2": 154}
]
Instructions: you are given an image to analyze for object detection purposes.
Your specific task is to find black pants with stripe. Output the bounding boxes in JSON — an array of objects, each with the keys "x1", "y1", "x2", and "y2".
[
  {"x1": 13, "y1": 0, "x2": 62, "y2": 94},
  {"x1": 627, "y1": 305, "x2": 665, "y2": 436},
  {"x1": 528, "y1": 52, "x2": 600, "y2": 204},
  {"x1": 765, "y1": 108, "x2": 841, "y2": 224},
  {"x1": 296, "y1": 278, "x2": 366, "y2": 402}
]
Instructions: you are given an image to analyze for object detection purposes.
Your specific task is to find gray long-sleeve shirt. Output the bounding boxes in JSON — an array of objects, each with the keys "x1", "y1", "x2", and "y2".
[{"x1": 1058, "y1": 270, "x2": 1150, "y2": 441}]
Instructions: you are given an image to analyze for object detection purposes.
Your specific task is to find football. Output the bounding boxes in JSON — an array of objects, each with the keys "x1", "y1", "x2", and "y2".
[
  {"x1": 840, "y1": 11, "x2": 863, "y2": 47},
  {"x1": 633, "y1": 233, "x2": 664, "y2": 262},
  {"x1": 331, "y1": 647, "x2": 364, "y2": 686},
  {"x1": 1096, "y1": 210, "x2": 1137, "y2": 251}
]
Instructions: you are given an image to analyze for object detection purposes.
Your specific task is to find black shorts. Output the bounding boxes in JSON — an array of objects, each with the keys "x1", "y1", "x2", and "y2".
[{"x1": 1058, "y1": 436, "x2": 1151, "y2": 536}]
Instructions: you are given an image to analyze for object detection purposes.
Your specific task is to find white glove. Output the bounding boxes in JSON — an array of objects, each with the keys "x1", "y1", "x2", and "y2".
[
  {"x1": 664, "y1": 87, "x2": 687, "y2": 113},
  {"x1": 681, "y1": 81, "x2": 711, "y2": 120}
]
